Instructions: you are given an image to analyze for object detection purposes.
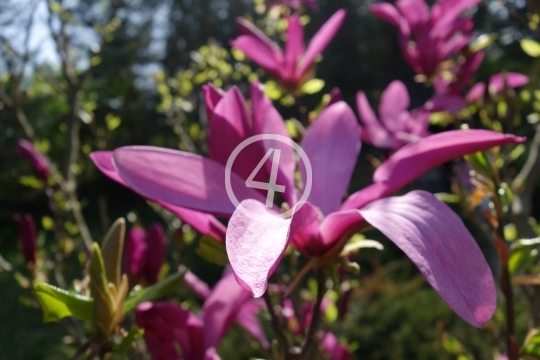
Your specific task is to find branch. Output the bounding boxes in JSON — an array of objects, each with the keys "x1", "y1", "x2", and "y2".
[
  {"x1": 300, "y1": 267, "x2": 326, "y2": 358},
  {"x1": 511, "y1": 124, "x2": 540, "y2": 238}
]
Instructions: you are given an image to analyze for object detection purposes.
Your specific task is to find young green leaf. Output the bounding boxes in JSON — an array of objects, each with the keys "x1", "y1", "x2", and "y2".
[
  {"x1": 34, "y1": 283, "x2": 94, "y2": 323},
  {"x1": 196, "y1": 236, "x2": 229, "y2": 266},
  {"x1": 101, "y1": 218, "x2": 126, "y2": 288}
]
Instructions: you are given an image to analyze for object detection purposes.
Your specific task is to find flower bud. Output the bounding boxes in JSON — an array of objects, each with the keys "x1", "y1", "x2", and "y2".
[
  {"x1": 17, "y1": 139, "x2": 51, "y2": 181},
  {"x1": 13, "y1": 213, "x2": 37, "y2": 266},
  {"x1": 123, "y1": 227, "x2": 147, "y2": 279},
  {"x1": 144, "y1": 223, "x2": 165, "y2": 284}
]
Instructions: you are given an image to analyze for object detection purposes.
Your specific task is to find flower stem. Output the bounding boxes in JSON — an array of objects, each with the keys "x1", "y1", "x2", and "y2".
[
  {"x1": 300, "y1": 267, "x2": 326, "y2": 358},
  {"x1": 263, "y1": 291, "x2": 292, "y2": 358}
]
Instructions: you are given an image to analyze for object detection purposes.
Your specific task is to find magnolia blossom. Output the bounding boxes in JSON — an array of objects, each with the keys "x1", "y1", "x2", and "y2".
[
  {"x1": 434, "y1": 50, "x2": 485, "y2": 97},
  {"x1": 466, "y1": 72, "x2": 529, "y2": 103},
  {"x1": 123, "y1": 223, "x2": 166, "y2": 286},
  {"x1": 17, "y1": 139, "x2": 51, "y2": 181},
  {"x1": 231, "y1": 10, "x2": 345, "y2": 91},
  {"x1": 357, "y1": 80, "x2": 430, "y2": 151},
  {"x1": 136, "y1": 271, "x2": 267, "y2": 360},
  {"x1": 13, "y1": 213, "x2": 37, "y2": 265},
  {"x1": 91, "y1": 83, "x2": 524, "y2": 329},
  {"x1": 371, "y1": 0, "x2": 480, "y2": 77}
]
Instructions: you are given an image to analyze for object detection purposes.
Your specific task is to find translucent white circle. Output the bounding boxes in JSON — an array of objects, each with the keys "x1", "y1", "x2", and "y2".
[{"x1": 224, "y1": 134, "x2": 312, "y2": 220}]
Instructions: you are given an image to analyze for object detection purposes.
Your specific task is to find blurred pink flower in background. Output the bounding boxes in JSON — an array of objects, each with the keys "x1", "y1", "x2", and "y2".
[
  {"x1": 231, "y1": 10, "x2": 345, "y2": 91},
  {"x1": 13, "y1": 213, "x2": 37, "y2": 266},
  {"x1": 467, "y1": 72, "x2": 529, "y2": 103},
  {"x1": 17, "y1": 139, "x2": 51, "y2": 181},
  {"x1": 123, "y1": 223, "x2": 165, "y2": 285},
  {"x1": 371, "y1": 0, "x2": 481, "y2": 77}
]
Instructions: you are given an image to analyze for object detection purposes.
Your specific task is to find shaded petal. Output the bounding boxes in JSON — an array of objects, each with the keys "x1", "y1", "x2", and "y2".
[
  {"x1": 378, "y1": 80, "x2": 410, "y2": 134},
  {"x1": 90, "y1": 151, "x2": 227, "y2": 240},
  {"x1": 319, "y1": 209, "x2": 367, "y2": 250},
  {"x1": 327, "y1": 88, "x2": 343, "y2": 106},
  {"x1": 13, "y1": 213, "x2": 37, "y2": 265},
  {"x1": 203, "y1": 83, "x2": 224, "y2": 122},
  {"x1": 204, "y1": 348, "x2": 221, "y2": 360},
  {"x1": 250, "y1": 80, "x2": 297, "y2": 205},
  {"x1": 144, "y1": 223, "x2": 166, "y2": 284},
  {"x1": 182, "y1": 267, "x2": 211, "y2": 299},
  {"x1": 359, "y1": 191, "x2": 497, "y2": 327},
  {"x1": 203, "y1": 272, "x2": 251, "y2": 349},
  {"x1": 285, "y1": 15, "x2": 305, "y2": 72},
  {"x1": 226, "y1": 200, "x2": 320, "y2": 297},
  {"x1": 235, "y1": 301, "x2": 270, "y2": 349},
  {"x1": 17, "y1": 139, "x2": 51, "y2": 180},
  {"x1": 373, "y1": 130, "x2": 526, "y2": 195},
  {"x1": 396, "y1": 0, "x2": 429, "y2": 32},
  {"x1": 123, "y1": 227, "x2": 147, "y2": 278},
  {"x1": 208, "y1": 86, "x2": 258, "y2": 179},
  {"x1": 356, "y1": 91, "x2": 393, "y2": 148},
  {"x1": 340, "y1": 182, "x2": 391, "y2": 210},
  {"x1": 296, "y1": 9, "x2": 346, "y2": 77},
  {"x1": 136, "y1": 302, "x2": 205, "y2": 360},
  {"x1": 300, "y1": 102, "x2": 360, "y2": 215},
  {"x1": 112, "y1": 146, "x2": 266, "y2": 217}
]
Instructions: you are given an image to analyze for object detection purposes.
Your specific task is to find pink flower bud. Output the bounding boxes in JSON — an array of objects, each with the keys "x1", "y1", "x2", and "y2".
[
  {"x1": 123, "y1": 226, "x2": 147, "y2": 278},
  {"x1": 144, "y1": 223, "x2": 165, "y2": 284},
  {"x1": 13, "y1": 213, "x2": 37, "y2": 265},
  {"x1": 17, "y1": 139, "x2": 51, "y2": 181}
]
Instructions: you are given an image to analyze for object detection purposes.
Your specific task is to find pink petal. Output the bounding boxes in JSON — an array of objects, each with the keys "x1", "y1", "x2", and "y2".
[
  {"x1": 17, "y1": 139, "x2": 51, "y2": 180},
  {"x1": 90, "y1": 151, "x2": 227, "y2": 240},
  {"x1": 296, "y1": 9, "x2": 346, "y2": 78},
  {"x1": 250, "y1": 81, "x2": 297, "y2": 205},
  {"x1": 424, "y1": 94, "x2": 467, "y2": 112},
  {"x1": 136, "y1": 302, "x2": 205, "y2": 360},
  {"x1": 466, "y1": 82, "x2": 486, "y2": 102},
  {"x1": 489, "y1": 72, "x2": 529, "y2": 93},
  {"x1": 230, "y1": 35, "x2": 282, "y2": 75},
  {"x1": 359, "y1": 191, "x2": 497, "y2": 327},
  {"x1": 208, "y1": 86, "x2": 266, "y2": 182},
  {"x1": 182, "y1": 268, "x2": 211, "y2": 299},
  {"x1": 396, "y1": 0, "x2": 429, "y2": 32},
  {"x1": 321, "y1": 332, "x2": 353, "y2": 360},
  {"x1": 204, "y1": 348, "x2": 221, "y2": 360},
  {"x1": 378, "y1": 80, "x2": 410, "y2": 134},
  {"x1": 370, "y1": 3, "x2": 410, "y2": 36},
  {"x1": 203, "y1": 272, "x2": 251, "y2": 349},
  {"x1": 373, "y1": 130, "x2": 526, "y2": 195},
  {"x1": 430, "y1": 0, "x2": 482, "y2": 38},
  {"x1": 203, "y1": 83, "x2": 224, "y2": 122},
  {"x1": 319, "y1": 209, "x2": 367, "y2": 250},
  {"x1": 285, "y1": 15, "x2": 305, "y2": 73},
  {"x1": 356, "y1": 91, "x2": 393, "y2": 148},
  {"x1": 328, "y1": 88, "x2": 343, "y2": 106},
  {"x1": 112, "y1": 146, "x2": 266, "y2": 217},
  {"x1": 13, "y1": 213, "x2": 37, "y2": 265},
  {"x1": 226, "y1": 200, "x2": 320, "y2": 297},
  {"x1": 235, "y1": 301, "x2": 270, "y2": 348},
  {"x1": 340, "y1": 182, "x2": 394, "y2": 211},
  {"x1": 300, "y1": 102, "x2": 360, "y2": 215}
]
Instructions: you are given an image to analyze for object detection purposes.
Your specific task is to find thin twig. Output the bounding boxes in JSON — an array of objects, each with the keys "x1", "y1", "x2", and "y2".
[
  {"x1": 263, "y1": 291, "x2": 291, "y2": 358},
  {"x1": 300, "y1": 267, "x2": 325, "y2": 358}
]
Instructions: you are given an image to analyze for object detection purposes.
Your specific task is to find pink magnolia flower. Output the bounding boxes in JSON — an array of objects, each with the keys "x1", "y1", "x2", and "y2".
[
  {"x1": 321, "y1": 332, "x2": 353, "y2": 360},
  {"x1": 13, "y1": 213, "x2": 37, "y2": 265},
  {"x1": 434, "y1": 50, "x2": 485, "y2": 97},
  {"x1": 136, "y1": 271, "x2": 265, "y2": 360},
  {"x1": 94, "y1": 83, "x2": 524, "y2": 328},
  {"x1": 231, "y1": 10, "x2": 345, "y2": 91},
  {"x1": 357, "y1": 80, "x2": 430, "y2": 151},
  {"x1": 371, "y1": 0, "x2": 480, "y2": 77},
  {"x1": 17, "y1": 139, "x2": 51, "y2": 181},
  {"x1": 466, "y1": 72, "x2": 529, "y2": 103},
  {"x1": 123, "y1": 223, "x2": 165, "y2": 285}
]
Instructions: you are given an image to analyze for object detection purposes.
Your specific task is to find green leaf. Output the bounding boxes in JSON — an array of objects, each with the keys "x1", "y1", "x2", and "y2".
[
  {"x1": 324, "y1": 302, "x2": 338, "y2": 324},
  {"x1": 522, "y1": 329, "x2": 540, "y2": 356},
  {"x1": 264, "y1": 80, "x2": 282, "y2": 100},
  {"x1": 89, "y1": 243, "x2": 115, "y2": 334},
  {"x1": 105, "y1": 114, "x2": 121, "y2": 131},
  {"x1": 521, "y1": 39, "x2": 540, "y2": 57},
  {"x1": 196, "y1": 236, "x2": 229, "y2": 266},
  {"x1": 470, "y1": 33, "x2": 497, "y2": 52},
  {"x1": 123, "y1": 269, "x2": 186, "y2": 314},
  {"x1": 113, "y1": 327, "x2": 144, "y2": 353},
  {"x1": 434, "y1": 193, "x2": 460, "y2": 203},
  {"x1": 341, "y1": 234, "x2": 383, "y2": 256},
  {"x1": 34, "y1": 283, "x2": 94, "y2": 323},
  {"x1": 300, "y1": 78, "x2": 325, "y2": 94}
]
